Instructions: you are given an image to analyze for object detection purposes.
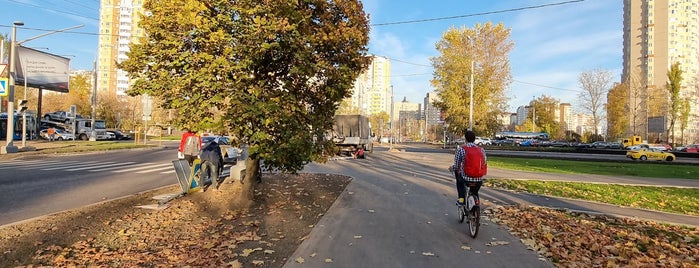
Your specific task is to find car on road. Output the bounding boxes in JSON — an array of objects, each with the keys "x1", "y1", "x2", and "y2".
[
  {"x1": 590, "y1": 141, "x2": 609, "y2": 148},
  {"x1": 493, "y1": 139, "x2": 517, "y2": 146},
  {"x1": 474, "y1": 137, "x2": 492, "y2": 146},
  {"x1": 549, "y1": 140, "x2": 571, "y2": 147},
  {"x1": 607, "y1": 142, "x2": 623, "y2": 149},
  {"x1": 626, "y1": 148, "x2": 675, "y2": 161},
  {"x1": 106, "y1": 130, "x2": 131, "y2": 140},
  {"x1": 40, "y1": 128, "x2": 75, "y2": 141},
  {"x1": 678, "y1": 144, "x2": 699, "y2": 153}
]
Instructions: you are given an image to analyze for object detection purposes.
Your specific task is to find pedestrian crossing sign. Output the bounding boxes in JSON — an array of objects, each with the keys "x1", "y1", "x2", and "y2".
[{"x1": 0, "y1": 78, "x2": 7, "y2": 97}]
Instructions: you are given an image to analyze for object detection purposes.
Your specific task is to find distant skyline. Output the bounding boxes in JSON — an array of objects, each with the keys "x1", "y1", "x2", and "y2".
[{"x1": 1, "y1": 0, "x2": 622, "y2": 111}]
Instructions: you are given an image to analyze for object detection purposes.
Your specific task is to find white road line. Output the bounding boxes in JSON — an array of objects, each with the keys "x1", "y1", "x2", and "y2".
[
  {"x1": 136, "y1": 165, "x2": 173, "y2": 173},
  {"x1": 66, "y1": 162, "x2": 136, "y2": 171},
  {"x1": 41, "y1": 161, "x2": 100, "y2": 170},
  {"x1": 92, "y1": 162, "x2": 159, "y2": 172},
  {"x1": 160, "y1": 170, "x2": 176, "y2": 174},
  {"x1": 111, "y1": 163, "x2": 171, "y2": 173},
  {"x1": 0, "y1": 160, "x2": 80, "y2": 170}
]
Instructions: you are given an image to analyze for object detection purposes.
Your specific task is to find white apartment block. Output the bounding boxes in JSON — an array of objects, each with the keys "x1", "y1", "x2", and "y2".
[
  {"x1": 97, "y1": 0, "x2": 145, "y2": 96},
  {"x1": 350, "y1": 56, "x2": 391, "y2": 116},
  {"x1": 623, "y1": 0, "x2": 699, "y2": 143}
]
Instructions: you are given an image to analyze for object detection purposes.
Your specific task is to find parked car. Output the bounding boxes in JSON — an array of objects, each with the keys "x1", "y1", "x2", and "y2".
[
  {"x1": 549, "y1": 140, "x2": 571, "y2": 147},
  {"x1": 107, "y1": 130, "x2": 132, "y2": 140},
  {"x1": 105, "y1": 132, "x2": 116, "y2": 140},
  {"x1": 650, "y1": 143, "x2": 672, "y2": 151},
  {"x1": 590, "y1": 141, "x2": 609, "y2": 148},
  {"x1": 626, "y1": 148, "x2": 675, "y2": 161},
  {"x1": 573, "y1": 142, "x2": 592, "y2": 148},
  {"x1": 40, "y1": 128, "x2": 75, "y2": 141},
  {"x1": 474, "y1": 137, "x2": 492, "y2": 146},
  {"x1": 177, "y1": 135, "x2": 231, "y2": 160},
  {"x1": 492, "y1": 139, "x2": 517, "y2": 146},
  {"x1": 679, "y1": 144, "x2": 699, "y2": 153},
  {"x1": 607, "y1": 142, "x2": 623, "y2": 149}
]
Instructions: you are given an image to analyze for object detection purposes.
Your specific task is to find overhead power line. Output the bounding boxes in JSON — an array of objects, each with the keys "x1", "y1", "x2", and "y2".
[
  {"x1": 371, "y1": 0, "x2": 585, "y2": 27},
  {"x1": 513, "y1": 80, "x2": 581, "y2": 92},
  {"x1": 6, "y1": 0, "x2": 99, "y2": 21}
]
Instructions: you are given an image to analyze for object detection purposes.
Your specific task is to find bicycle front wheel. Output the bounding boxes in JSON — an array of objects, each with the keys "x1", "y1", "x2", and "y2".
[
  {"x1": 458, "y1": 205, "x2": 465, "y2": 223},
  {"x1": 467, "y1": 206, "x2": 480, "y2": 238}
]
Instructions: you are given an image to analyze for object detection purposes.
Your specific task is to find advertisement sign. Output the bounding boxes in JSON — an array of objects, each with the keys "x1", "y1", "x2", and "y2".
[{"x1": 14, "y1": 46, "x2": 70, "y2": 93}]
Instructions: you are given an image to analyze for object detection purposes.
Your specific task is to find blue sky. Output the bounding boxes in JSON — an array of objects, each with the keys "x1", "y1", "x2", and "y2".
[{"x1": 1, "y1": 0, "x2": 622, "y2": 112}]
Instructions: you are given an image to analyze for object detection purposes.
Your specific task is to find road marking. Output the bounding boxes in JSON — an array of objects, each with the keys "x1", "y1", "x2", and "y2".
[
  {"x1": 111, "y1": 162, "x2": 171, "y2": 173},
  {"x1": 0, "y1": 160, "x2": 78, "y2": 169},
  {"x1": 67, "y1": 162, "x2": 135, "y2": 171},
  {"x1": 41, "y1": 161, "x2": 100, "y2": 170},
  {"x1": 136, "y1": 165, "x2": 172, "y2": 173}
]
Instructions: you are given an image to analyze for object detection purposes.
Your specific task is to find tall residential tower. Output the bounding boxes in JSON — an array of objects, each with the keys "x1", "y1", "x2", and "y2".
[
  {"x1": 623, "y1": 0, "x2": 699, "y2": 143},
  {"x1": 97, "y1": 0, "x2": 145, "y2": 96}
]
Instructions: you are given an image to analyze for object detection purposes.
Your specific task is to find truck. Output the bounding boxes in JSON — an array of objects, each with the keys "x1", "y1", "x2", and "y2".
[
  {"x1": 70, "y1": 118, "x2": 109, "y2": 140},
  {"x1": 622, "y1": 136, "x2": 643, "y2": 149},
  {"x1": 330, "y1": 115, "x2": 374, "y2": 158},
  {"x1": 42, "y1": 115, "x2": 109, "y2": 141}
]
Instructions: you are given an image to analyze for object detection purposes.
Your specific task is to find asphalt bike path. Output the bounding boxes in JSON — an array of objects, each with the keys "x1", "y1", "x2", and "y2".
[
  {"x1": 286, "y1": 151, "x2": 554, "y2": 267},
  {"x1": 285, "y1": 149, "x2": 698, "y2": 267}
]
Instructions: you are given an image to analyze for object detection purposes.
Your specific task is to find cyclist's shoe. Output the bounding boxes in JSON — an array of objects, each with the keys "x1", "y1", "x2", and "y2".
[{"x1": 456, "y1": 198, "x2": 465, "y2": 206}]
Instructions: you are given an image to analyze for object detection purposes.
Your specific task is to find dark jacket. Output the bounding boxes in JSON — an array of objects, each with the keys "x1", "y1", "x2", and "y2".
[{"x1": 200, "y1": 141, "x2": 224, "y2": 171}]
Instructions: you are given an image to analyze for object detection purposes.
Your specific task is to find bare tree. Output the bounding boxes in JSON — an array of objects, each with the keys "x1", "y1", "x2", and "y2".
[
  {"x1": 578, "y1": 69, "x2": 613, "y2": 136},
  {"x1": 625, "y1": 68, "x2": 648, "y2": 137}
]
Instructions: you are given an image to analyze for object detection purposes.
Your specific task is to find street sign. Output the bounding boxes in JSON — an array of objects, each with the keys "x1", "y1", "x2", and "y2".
[{"x1": 0, "y1": 78, "x2": 8, "y2": 96}]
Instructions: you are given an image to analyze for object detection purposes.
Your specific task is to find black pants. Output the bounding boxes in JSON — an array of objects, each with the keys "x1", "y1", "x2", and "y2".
[
  {"x1": 455, "y1": 173, "x2": 482, "y2": 200},
  {"x1": 200, "y1": 160, "x2": 220, "y2": 188}
]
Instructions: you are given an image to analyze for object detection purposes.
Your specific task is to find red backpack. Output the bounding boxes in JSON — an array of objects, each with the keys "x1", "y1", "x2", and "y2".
[{"x1": 461, "y1": 145, "x2": 487, "y2": 178}]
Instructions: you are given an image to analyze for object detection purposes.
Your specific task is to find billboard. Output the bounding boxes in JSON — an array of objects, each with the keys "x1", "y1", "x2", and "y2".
[{"x1": 14, "y1": 46, "x2": 70, "y2": 93}]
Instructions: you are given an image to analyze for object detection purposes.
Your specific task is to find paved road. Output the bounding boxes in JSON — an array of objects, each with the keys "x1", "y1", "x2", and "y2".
[{"x1": 284, "y1": 146, "x2": 699, "y2": 267}]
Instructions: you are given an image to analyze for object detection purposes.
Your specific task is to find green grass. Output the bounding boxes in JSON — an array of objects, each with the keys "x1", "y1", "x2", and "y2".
[
  {"x1": 488, "y1": 156, "x2": 699, "y2": 180},
  {"x1": 486, "y1": 179, "x2": 699, "y2": 216},
  {"x1": 485, "y1": 156, "x2": 699, "y2": 216},
  {"x1": 35, "y1": 141, "x2": 156, "y2": 154}
]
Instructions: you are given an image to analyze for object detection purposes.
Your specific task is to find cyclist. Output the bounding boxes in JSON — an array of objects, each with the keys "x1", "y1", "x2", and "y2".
[{"x1": 452, "y1": 130, "x2": 486, "y2": 206}]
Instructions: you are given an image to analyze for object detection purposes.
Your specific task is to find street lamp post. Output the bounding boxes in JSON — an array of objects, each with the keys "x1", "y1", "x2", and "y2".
[
  {"x1": 2, "y1": 21, "x2": 24, "y2": 154},
  {"x1": 466, "y1": 35, "x2": 476, "y2": 132}
]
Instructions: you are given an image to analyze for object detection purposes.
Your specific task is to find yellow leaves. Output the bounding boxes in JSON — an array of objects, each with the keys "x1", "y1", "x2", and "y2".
[
  {"x1": 240, "y1": 247, "x2": 262, "y2": 257},
  {"x1": 295, "y1": 257, "x2": 305, "y2": 263}
]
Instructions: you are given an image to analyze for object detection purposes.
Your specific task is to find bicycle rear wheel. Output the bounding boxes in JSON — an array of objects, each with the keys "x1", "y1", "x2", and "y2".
[{"x1": 467, "y1": 206, "x2": 480, "y2": 238}]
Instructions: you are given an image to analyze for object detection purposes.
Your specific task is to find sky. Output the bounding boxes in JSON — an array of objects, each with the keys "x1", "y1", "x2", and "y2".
[{"x1": 1, "y1": 0, "x2": 623, "y2": 112}]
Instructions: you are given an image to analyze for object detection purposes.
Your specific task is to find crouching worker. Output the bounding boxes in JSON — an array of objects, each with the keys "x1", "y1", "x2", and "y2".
[{"x1": 200, "y1": 137, "x2": 224, "y2": 192}]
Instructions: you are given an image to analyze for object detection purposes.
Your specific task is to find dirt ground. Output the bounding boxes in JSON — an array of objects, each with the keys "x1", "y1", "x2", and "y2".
[
  {"x1": 1, "y1": 170, "x2": 697, "y2": 267},
  {"x1": 0, "y1": 173, "x2": 351, "y2": 267}
]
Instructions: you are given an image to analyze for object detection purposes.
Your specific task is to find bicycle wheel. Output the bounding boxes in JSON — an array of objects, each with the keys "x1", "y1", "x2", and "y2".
[
  {"x1": 468, "y1": 206, "x2": 480, "y2": 238},
  {"x1": 458, "y1": 205, "x2": 465, "y2": 223}
]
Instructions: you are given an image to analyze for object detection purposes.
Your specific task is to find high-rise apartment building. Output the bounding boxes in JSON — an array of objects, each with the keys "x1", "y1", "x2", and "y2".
[
  {"x1": 623, "y1": 0, "x2": 699, "y2": 143},
  {"x1": 97, "y1": 0, "x2": 145, "y2": 96},
  {"x1": 350, "y1": 56, "x2": 391, "y2": 116},
  {"x1": 423, "y1": 92, "x2": 441, "y2": 126}
]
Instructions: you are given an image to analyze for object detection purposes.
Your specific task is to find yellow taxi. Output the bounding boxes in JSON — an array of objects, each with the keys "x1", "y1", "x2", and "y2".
[{"x1": 626, "y1": 148, "x2": 676, "y2": 162}]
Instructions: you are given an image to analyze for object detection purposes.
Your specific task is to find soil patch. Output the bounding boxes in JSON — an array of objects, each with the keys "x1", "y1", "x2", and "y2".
[{"x1": 0, "y1": 173, "x2": 351, "y2": 267}]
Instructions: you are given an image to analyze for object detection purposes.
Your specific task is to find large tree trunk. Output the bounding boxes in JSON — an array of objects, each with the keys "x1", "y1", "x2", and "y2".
[{"x1": 240, "y1": 157, "x2": 260, "y2": 203}]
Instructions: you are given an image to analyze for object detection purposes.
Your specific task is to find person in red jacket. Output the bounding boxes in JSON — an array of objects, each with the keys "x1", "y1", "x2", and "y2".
[{"x1": 178, "y1": 128, "x2": 201, "y2": 166}]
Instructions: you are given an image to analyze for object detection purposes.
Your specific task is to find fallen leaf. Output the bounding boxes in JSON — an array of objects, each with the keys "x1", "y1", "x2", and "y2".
[
  {"x1": 295, "y1": 257, "x2": 305, "y2": 263},
  {"x1": 422, "y1": 252, "x2": 435, "y2": 256},
  {"x1": 461, "y1": 246, "x2": 471, "y2": 250},
  {"x1": 354, "y1": 235, "x2": 363, "y2": 239},
  {"x1": 252, "y1": 260, "x2": 264, "y2": 266}
]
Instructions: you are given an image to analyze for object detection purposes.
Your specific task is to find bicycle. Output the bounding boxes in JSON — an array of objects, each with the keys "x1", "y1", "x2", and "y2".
[{"x1": 450, "y1": 166, "x2": 481, "y2": 238}]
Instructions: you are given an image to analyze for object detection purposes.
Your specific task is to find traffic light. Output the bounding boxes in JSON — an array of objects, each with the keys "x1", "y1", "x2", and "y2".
[{"x1": 19, "y1": 99, "x2": 28, "y2": 113}]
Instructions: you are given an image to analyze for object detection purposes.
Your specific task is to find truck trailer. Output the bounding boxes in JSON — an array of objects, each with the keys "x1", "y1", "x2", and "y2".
[{"x1": 331, "y1": 115, "x2": 373, "y2": 158}]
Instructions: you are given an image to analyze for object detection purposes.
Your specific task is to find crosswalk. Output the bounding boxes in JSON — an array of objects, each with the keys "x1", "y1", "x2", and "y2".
[{"x1": 0, "y1": 159, "x2": 178, "y2": 174}]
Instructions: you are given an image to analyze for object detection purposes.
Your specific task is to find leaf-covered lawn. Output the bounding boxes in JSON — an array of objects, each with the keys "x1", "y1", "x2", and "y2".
[{"x1": 489, "y1": 206, "x2": 699, "y2": 267}]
